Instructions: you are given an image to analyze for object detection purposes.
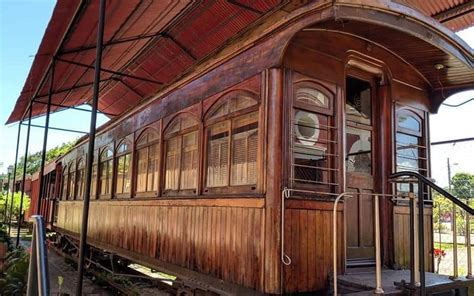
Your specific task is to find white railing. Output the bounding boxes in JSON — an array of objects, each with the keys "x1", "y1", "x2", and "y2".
[{"x1": 26, "y1": 215, "x2": 50, "y2": 296}]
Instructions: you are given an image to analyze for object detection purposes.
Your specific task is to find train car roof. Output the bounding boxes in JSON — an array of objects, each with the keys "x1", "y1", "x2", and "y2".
[{"x1": 6, "y1": 0, "x2": 474, "y2": 125}]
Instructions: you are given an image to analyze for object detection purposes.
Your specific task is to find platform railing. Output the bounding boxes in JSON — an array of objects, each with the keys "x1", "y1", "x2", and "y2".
[
  {"x1": 433, "y1": 188, "x2": 473, "y2": 279},
  {"x1": 26, "y1": 215, "x2": 50, "y2": 296},
  {"x1": 331, "y1": 192, "x2": 400, "y2": 296},
  {"x1": 390, "y1": 171, "x2": 474, "y2": 296}
]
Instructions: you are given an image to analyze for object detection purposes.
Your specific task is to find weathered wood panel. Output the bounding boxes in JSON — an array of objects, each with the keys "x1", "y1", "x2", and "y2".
[
  {"x1": 284, "y1": 202, "x2": 344, "y2": 293},
  {"x1": 393, "y1": 205, "x2": 433, "y2": 271},
  {"x1": 56, "y1": 199, "x2": 265, "y2": 290}
]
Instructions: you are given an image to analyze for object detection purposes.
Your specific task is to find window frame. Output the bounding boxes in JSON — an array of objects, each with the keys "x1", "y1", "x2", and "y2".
[
  {"x1": 134, "y1": 129, "x2": 160, "y2": 198},
  {"x1": 98, "y1": 146, "x2": 114, "y2": 199},
  {"x1": 67, "y1": 162, "x2": 76, "y2": 200},
  {"x1": 61, "y1": 165, "x2": 68, "y2": 201},
  {"x1": 203, "y1": 90, "x2": 260, "y2": 195},
  {"x1": 162, "y1": 113, "x2": 200, "y2": 196},
  {"x1": 76, "y1": 158, "x2": 85, "y2": 200},
  {"x1": 395, "y1": 108, "x2": 426, "y2": 172},
  {"x1": 289, "y1": 77, "x2": 337, "y2": 194},
  {"x1": 114, "y1": 139, "x2": 133, "y2": 198}
]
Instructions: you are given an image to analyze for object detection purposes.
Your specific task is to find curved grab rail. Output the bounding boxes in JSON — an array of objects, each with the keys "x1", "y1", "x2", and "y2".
[{"x1": 390, "y1": 171, "x2": 474, "y2": 215}]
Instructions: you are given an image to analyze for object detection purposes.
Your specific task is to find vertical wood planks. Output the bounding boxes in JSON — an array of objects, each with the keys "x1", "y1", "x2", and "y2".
[{"x1": 56, "y1": 200, "x2": 265, "y2": 290}]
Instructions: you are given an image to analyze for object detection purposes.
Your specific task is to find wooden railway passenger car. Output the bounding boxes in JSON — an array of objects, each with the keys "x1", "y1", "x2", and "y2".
[{"x1": 13, "y1": 1, "x2": 474, "y2": 295}]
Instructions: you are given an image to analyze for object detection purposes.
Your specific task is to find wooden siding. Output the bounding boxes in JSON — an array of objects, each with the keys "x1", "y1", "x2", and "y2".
[
  {"x1": 284, "y1": 201, "x2": 344, "y2": 293},
  {"x1": 56, "y1": 199, "x2": 265, "y2": 290},
  {"x1": 393, "y1": 205, "x2": 433, "y2": 271}
]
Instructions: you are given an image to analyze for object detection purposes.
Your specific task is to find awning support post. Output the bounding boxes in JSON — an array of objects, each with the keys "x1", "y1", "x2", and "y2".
[
  {"x1": 16, "y1": 105, "x2": 33, "y2": 248},
  {"x1": 76, "y1": 0, "x2": 106, "y2": 294},
  {"x1": 8, "y1": 124, "x2": 21, "y2": 236},
  {"x1": 36, "y1": 59, "x2": 55, "y2": 215}
]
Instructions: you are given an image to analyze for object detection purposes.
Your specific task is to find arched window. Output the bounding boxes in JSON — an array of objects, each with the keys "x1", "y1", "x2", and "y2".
[
  {"x1": 115, "y1": 140, "x2": 132, "y2": 196},
  {"x1": 396, "y1": 110, "x2": 423, "y2": 172},
  {"x1": 291, "y1": 80, "x2": 334, "y2": 190},
  {"x1": 205, "y1": 91, "x2": 259, "y2": 189},
  {"x1": 76, "y1": 159, "x2": 85, "y2": 200},
  {"x1": 164, "y1": 115, "x2": 199, "y2": 194},
  {"x1": 135, "y1": 130, "x2": 159, "y2": 196},
  {"x1": 61, "y1": 165, "x2": 68, "y2": 200},
  {"x1": 99, "y1": 147, "x2": 113, "y2": 198},
  {"x1": 68, "y1": 162, "x2": 75, "y2": 200}
]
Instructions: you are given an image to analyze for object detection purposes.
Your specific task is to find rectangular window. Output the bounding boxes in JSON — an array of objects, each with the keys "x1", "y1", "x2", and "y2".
[
  {"x1": 147, "y1": 144, "x2": 158, "y2": 192},
  {"x1": 165, "y1": 137, "x2": 181, "y2": 190},
  {"x1": 90, "y1": 164, "x2": 97, "y2": 198},
  {"x1": 230, "y1": 112, "x2": 258, "y2": 186},
  {"x1": 180, "y1": 131, "x2": 198, "y2": 190},
  {"x1": 292, "y1": 109, "x2": 330, "y2": 185},
  {"x1": 207, "y1": 123, "x2": 229, "y2": 187}
]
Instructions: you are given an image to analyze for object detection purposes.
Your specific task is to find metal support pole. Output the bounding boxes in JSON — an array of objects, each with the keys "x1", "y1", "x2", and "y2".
[
  {"x1": 3, "y1": 172, "x2": 11, "y2": 222},
  {"x1": 76, "y1": 0, "x2": 106, "y2": 294},
  {"x1": 8, "y1": 124, "x2": 21, "y2": 236},
  {"x1": 418, "y1": 181, "x2": 426, "y2": 296},
  {"x1": 16, "y1": 106, "x2": 33, "y2": 247},
  {"x1": 374, "y1": 194, "x2": 384, "y2": 294},
  {"x1": 467, "y1": 213, "x2": 472, "y2": 278},
  {"x1": 36, "y1": 59, "x2": 55, "y2": 215}
]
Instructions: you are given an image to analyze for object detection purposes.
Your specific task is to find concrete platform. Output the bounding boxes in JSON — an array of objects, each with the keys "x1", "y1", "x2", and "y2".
[{"x1": 338, "y1": 268, "x2": 474, "y2": 295}]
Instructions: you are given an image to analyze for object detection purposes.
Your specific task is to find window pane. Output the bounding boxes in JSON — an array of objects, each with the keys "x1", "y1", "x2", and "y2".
[
  {"x1": 207, "y1": 122, "x2": 229, "y2": 187},
  {"x1": 62, "y1": 173, "x2": 68, "y2": 200},
  {"x1": 295, "y1": 87, "x2": 329, "y2": 108},
  {"x1": 181, "y1": 131, "x2": 198, "y2": 189},
  {"x1": 165, "y1": 137, "x2": 181, "y2": 190},
  {"x1": 292, "y1": 110, "x2": 329, "y2": 184},
  {"x1": 396, "y1": 133, "x2": 419, "y2": 171},
  {"x1": 116, "y1": 156, "x2": 125, "y2": 194},
  {"x1": 107, "y1": 159, "x2": 113, "y2": 195},
  {"x1": 346, "y1": 126, "x2": 372, "y2": 174},
  {"x1": 76, "y1": 169, "x2": 84, "y2": 200},
  {"x1": 208, "y1": 95, "x2": 257, "y2": 119},
  {"x1": 137, "y1": 148, "x2": 148, "y2": 193},
  {"x1": 147, "y1": 145, "x2": 158, "y2": 192},
  {"x1": 91, "y1": 165, "x2": 97, "y2": 198},
  {"x1": 346, "y1": 77, "x2": 371, "y2": 125},
  {"x1": 231, "y1": 112, "x2": 258, "y2": 185},
  {"x1": 69, "y1": 171, "x2": 75, "y2": 200},
  {"x1": 398, "y1": 114, "x2": 421, "y2": 132},
  {"x1": 123, "y1": 154, "x2": 131, "y2": 194}
]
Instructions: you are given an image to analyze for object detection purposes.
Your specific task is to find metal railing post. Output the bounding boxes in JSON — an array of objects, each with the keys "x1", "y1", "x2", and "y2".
[
  {"x1": 452, "y1": 202, "x2": 458, "y2": 278},
  {"x1": 418, "y1": 180, "x2": 426, "y2": 296},
  {"x1": 408, "y1": 184, "x2": 420, "y2": 287},
  {"x1": 467, "y1": 213, "x2": 472, "y2": 279},
  {"x1": 26, "y1": 215, "x2": 50, "y2": 296},
  {"x1": 374, "y1": 194, "x2": 384, "y2": 294}
]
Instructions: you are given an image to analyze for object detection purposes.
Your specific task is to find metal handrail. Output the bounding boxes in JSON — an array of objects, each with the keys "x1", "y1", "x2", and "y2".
[
  {"x1": 391, "y1": 171, "x2": 474, "y2": 292},
  {"x1": 391, "y1": 171, "x2": 474, "y2": 215},
  {"x1": 27, "y1": 215, "x2": 50, "y2": 296}
]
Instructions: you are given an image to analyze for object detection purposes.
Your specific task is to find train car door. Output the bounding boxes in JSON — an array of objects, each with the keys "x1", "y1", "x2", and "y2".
[{"x1": 344, "y1": 72, "x2": 378, "y2": 266}]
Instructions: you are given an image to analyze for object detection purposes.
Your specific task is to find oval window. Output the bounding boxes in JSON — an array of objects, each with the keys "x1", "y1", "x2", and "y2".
[{"x1": 295, "y1": 110, "x2": 320, "y2": 146}]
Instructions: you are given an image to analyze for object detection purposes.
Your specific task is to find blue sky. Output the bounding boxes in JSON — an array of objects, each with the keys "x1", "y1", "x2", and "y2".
[
  {"x1": 0, "y1": 0, "x2": 108, "y2": 174},
  {"x1": 0, "y1": 1, "x2": 473, "y2": 186}
]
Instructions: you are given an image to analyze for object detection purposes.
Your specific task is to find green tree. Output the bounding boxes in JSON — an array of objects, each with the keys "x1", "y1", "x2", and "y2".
[
  {"x1": 14, "y1": 140, "x2": 77, "y2": 178},
  {"x1": 434, "y1": 172, "x2": 474, "y2": 236},
  {"x1": 0, "y1": 192, "x2": 30, "y2": 223}
]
